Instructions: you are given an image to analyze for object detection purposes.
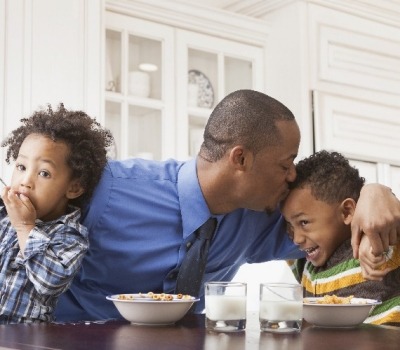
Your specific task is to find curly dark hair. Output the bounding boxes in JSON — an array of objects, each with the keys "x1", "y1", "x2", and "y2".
[
  {"x1": 289, "y1": 150, "x2": 365, "y2": 204},
  {"x1": 199, "y1": 90, "x2": 296, "y2": 162},
  {"x1": 1, "y1": 103, "x2": 114, "y2": 208}
]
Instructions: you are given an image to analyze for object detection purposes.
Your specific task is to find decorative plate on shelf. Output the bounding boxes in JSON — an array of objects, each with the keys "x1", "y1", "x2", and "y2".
[{"x1": 188, "y1": 70, "x2": 214, "y2": 108}]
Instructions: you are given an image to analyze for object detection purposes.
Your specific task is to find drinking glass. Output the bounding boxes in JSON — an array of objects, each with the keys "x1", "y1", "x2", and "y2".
[
  {"x1": 259, "y1": 283, "x2": 303, "y2": 333},
  {"x1": 205, "y1": 281, "x2": 247, "y2": 332}
]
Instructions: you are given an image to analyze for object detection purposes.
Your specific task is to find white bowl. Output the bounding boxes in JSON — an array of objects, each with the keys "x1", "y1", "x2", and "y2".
[
  {"x1": 303, "y1": 297, "x2": 381, "y2": 328},
  {"x1": 106, "y1": 293, "x2": 199, "y2": 325}
]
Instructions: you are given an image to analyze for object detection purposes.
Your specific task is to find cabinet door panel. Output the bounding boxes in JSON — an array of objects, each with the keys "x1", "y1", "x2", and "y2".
[
  {"x1": 105, "y1": 13, "x2": 175, "y2": 160},
  {"x1": 349, "y1": 160, "x2": 378, "y2": 184},
  {"x1": 310, "y1": 6, "x2": 400, "y2": 95},
  {"x1": 313, "y1": 91, "x2": 400, "y2": 165},
  {"x1": 176, "y1": 29, "x2": 264, "y2": 159}
]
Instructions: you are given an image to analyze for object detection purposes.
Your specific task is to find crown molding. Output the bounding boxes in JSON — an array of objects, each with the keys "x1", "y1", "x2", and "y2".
[
  {"x1": 105, "y1": 0, "x2": 270, "y2": 46},
  {"x1": 308, "y1": 0, "x2": 400, "y2": 28},
  {"x1": 223, "y1": 0, "x2": 296, "y2": 17},
  {"x1": 220, "y1": 0, "x2": 400, "y2": 28},
  {"x1": 177, "y1": 0, "x2": 400, "y2": 27}
]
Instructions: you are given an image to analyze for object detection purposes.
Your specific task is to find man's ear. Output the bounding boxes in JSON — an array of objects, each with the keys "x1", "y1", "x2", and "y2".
[
  {"x1": 66, "y1": 179, "x2": 85, "y2": 199},
  {"x1": 228, "y1": 145, "x2": 254, "y2": 170},
  {"x1": 341, "y1": 198, "x2": 356, "y2": 225}
]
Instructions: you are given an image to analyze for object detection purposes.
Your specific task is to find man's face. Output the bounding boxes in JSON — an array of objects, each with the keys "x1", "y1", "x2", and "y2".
[{"x1": 239, "y1": 120, "x2": 300, "y2": 213}]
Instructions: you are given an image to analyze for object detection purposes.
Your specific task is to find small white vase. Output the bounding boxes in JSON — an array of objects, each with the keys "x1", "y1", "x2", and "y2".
[{"x1": 129, "y1": 71, "x2": 150, "y2": 97}]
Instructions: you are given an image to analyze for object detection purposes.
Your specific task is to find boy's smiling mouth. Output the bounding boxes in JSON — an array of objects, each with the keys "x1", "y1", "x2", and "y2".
[{"x1": 303, "y1": 246, "x2": 319, "y2": 258}]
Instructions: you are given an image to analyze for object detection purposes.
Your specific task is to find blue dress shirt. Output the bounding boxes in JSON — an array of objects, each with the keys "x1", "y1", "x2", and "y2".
[{"x1": 55, "y1": 158, "x2": 303, "y2": 321}]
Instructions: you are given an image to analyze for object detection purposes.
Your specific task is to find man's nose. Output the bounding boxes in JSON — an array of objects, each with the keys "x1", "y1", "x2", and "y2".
[{"x1": 286, "y1": 164, "x2": 296, "y2": 183}]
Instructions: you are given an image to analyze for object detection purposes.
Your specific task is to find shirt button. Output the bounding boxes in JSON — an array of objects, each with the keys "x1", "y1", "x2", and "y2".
[
  {"x1": 169, "y1": 272, "x2": 177, "y2": 280},
  {"x1": 186, "y1": 242, "x2": 192, "y2": 250}
]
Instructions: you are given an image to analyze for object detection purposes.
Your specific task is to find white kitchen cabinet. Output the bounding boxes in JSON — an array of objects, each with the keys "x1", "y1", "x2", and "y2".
[
  {"x1": 175, "y1": 30, "x2": 264, "y2": 159},
  {"x1": 103, "y1": 1, "x2": 266, "y2": 160},
  {"x1": 104, "y1": 14, "x2": 175, "y2": 160},
  {"x1": 308, "y1": 4, "x2": 400, "y2": 192},
  {"x1": 262, "y1": 0, "x2": 400, "y2": 190}
]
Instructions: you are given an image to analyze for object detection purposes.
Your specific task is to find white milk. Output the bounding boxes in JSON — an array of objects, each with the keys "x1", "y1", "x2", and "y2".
[
  {"x1": 260, "y1": 300, "x2": 303, "y2": 321},
  {"x1": 205, "y1": 295, "x2": 247, "y2": 320}
]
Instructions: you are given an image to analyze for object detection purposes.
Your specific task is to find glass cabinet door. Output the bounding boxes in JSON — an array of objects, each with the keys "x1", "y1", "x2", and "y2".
[
  {"x1": 105, "y1": 12, "x2": 265, "y2": 161},
  {"x1": 104, "y1": 13, "x2": 174, "y2": 160},
  {"x1": 176, "y1": 30, "x2": 264, "y2": 159}
]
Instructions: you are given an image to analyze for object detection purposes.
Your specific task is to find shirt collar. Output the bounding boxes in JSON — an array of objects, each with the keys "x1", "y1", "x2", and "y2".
[{"x1": 178, "y1": 158, "x2": 212, "y2": 239}]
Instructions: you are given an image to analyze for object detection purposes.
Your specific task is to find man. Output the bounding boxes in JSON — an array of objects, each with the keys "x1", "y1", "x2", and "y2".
[{"x1": 55, "y1": 90, "x2": 400, "y2": 321}]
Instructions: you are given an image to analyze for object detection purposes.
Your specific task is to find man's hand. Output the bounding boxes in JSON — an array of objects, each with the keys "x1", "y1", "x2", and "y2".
[
  {"x1": 358, "y1": 234, "x2": 392, "y2": 280},
  {"x1": 351, "y1": 184, "x2": 400, "y2": 259}
]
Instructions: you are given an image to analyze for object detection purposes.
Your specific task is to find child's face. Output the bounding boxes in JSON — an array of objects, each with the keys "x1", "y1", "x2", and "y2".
[
  {"x1": 281, "y1": 186, "x2": 350, "y2": 267},
  {"x1": 10, "y1": 133, "x2": 83, "y2": 221}
]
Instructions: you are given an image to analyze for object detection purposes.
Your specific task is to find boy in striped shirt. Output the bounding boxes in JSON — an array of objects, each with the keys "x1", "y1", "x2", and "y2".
[{"x1": 282, "y1": 150, "x2": 400, "y2": 326}]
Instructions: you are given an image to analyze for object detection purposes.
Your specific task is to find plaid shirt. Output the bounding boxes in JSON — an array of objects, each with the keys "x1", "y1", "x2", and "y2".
[{"x1": 0, "y1": 201, "x2": 88, "y2": 323}]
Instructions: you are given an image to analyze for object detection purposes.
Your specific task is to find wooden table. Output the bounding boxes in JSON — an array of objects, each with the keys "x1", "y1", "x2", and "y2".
[{"x1": 0, "y1": 313, "x2": 398, "y2": 350}]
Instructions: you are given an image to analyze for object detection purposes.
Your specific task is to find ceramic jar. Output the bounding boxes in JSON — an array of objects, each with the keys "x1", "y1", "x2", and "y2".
[{"x1": 129, "y1": 71, "x2": 150, "y2": 97}]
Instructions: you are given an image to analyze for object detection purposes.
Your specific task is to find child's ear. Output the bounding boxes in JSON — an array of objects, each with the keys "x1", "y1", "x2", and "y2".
[
  {"x1": 341, "y1": 198, "x2": 356, "y2": 225},
  {"x1": 66, "y1": 179, "x2": 85, "y2": 199}
]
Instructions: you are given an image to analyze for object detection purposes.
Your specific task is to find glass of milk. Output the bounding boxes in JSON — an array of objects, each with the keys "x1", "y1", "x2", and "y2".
[
  {"x1": 259, "y1": 283, "x2": 303, "y2": 333},
  {"x1": 205, "y1": 282, "x2": 247, "y2": 332}
]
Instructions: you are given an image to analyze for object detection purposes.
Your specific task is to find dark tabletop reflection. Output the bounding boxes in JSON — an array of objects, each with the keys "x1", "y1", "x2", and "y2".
[
  {"x1": 301, "y1": 324, "x2": 400, "y2": 350},
  {"x1": 203, "y1": 330, "x2": 246, "y2": 349},
  {"x1": 0, "y1": 314, "x2": 398, "y2": 350},
  {"x1": 259, "y1": 332, "x2": 303, "y2": 350},
  {"x1": 112, "y1": 322, "x2": 206, "y2": 350}
]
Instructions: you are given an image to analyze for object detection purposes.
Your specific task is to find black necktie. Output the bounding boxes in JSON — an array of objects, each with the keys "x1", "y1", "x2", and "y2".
[{"x1": 175, "y1": 217, "x2": 217, "y2": 298}]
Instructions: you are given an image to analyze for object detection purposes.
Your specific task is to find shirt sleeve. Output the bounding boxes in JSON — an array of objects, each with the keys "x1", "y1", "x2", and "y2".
[
  {"x1": 18, "y1": 224, "x2": 89, "y2": 296},
  {"x1": 245, "y1": 210, "x2": 305, "y2": 262}
]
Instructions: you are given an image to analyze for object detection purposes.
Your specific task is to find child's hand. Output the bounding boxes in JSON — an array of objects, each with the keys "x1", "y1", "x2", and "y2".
[
  {"x1": 2, "y1": 187, "x2": 36, "y2": 233},
  {"x1": 359, "y1": 234, "x2": 392, "y2": 280}
]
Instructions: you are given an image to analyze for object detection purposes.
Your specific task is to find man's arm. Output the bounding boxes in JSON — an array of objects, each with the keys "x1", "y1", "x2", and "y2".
[{"x1": 351, "y1": 183, "x2": 400, "y2": 259}]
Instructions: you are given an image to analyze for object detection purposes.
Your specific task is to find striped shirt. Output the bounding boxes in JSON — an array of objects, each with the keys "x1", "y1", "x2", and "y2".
[
  {"x1": 288, "y1": 239, "x2": 400, "y2": 326},
  {"x1": 0, "y1": 202, "x2": 88, "y2": 323}
]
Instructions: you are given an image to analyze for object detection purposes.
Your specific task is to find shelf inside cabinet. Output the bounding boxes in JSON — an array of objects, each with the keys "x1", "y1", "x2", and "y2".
[
  {"x1": 105, "y1": 92, "x2": 164, "y2": 108},
  {"x1": 187, "y1": 106, "x2": 211, "y2": 119}
]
